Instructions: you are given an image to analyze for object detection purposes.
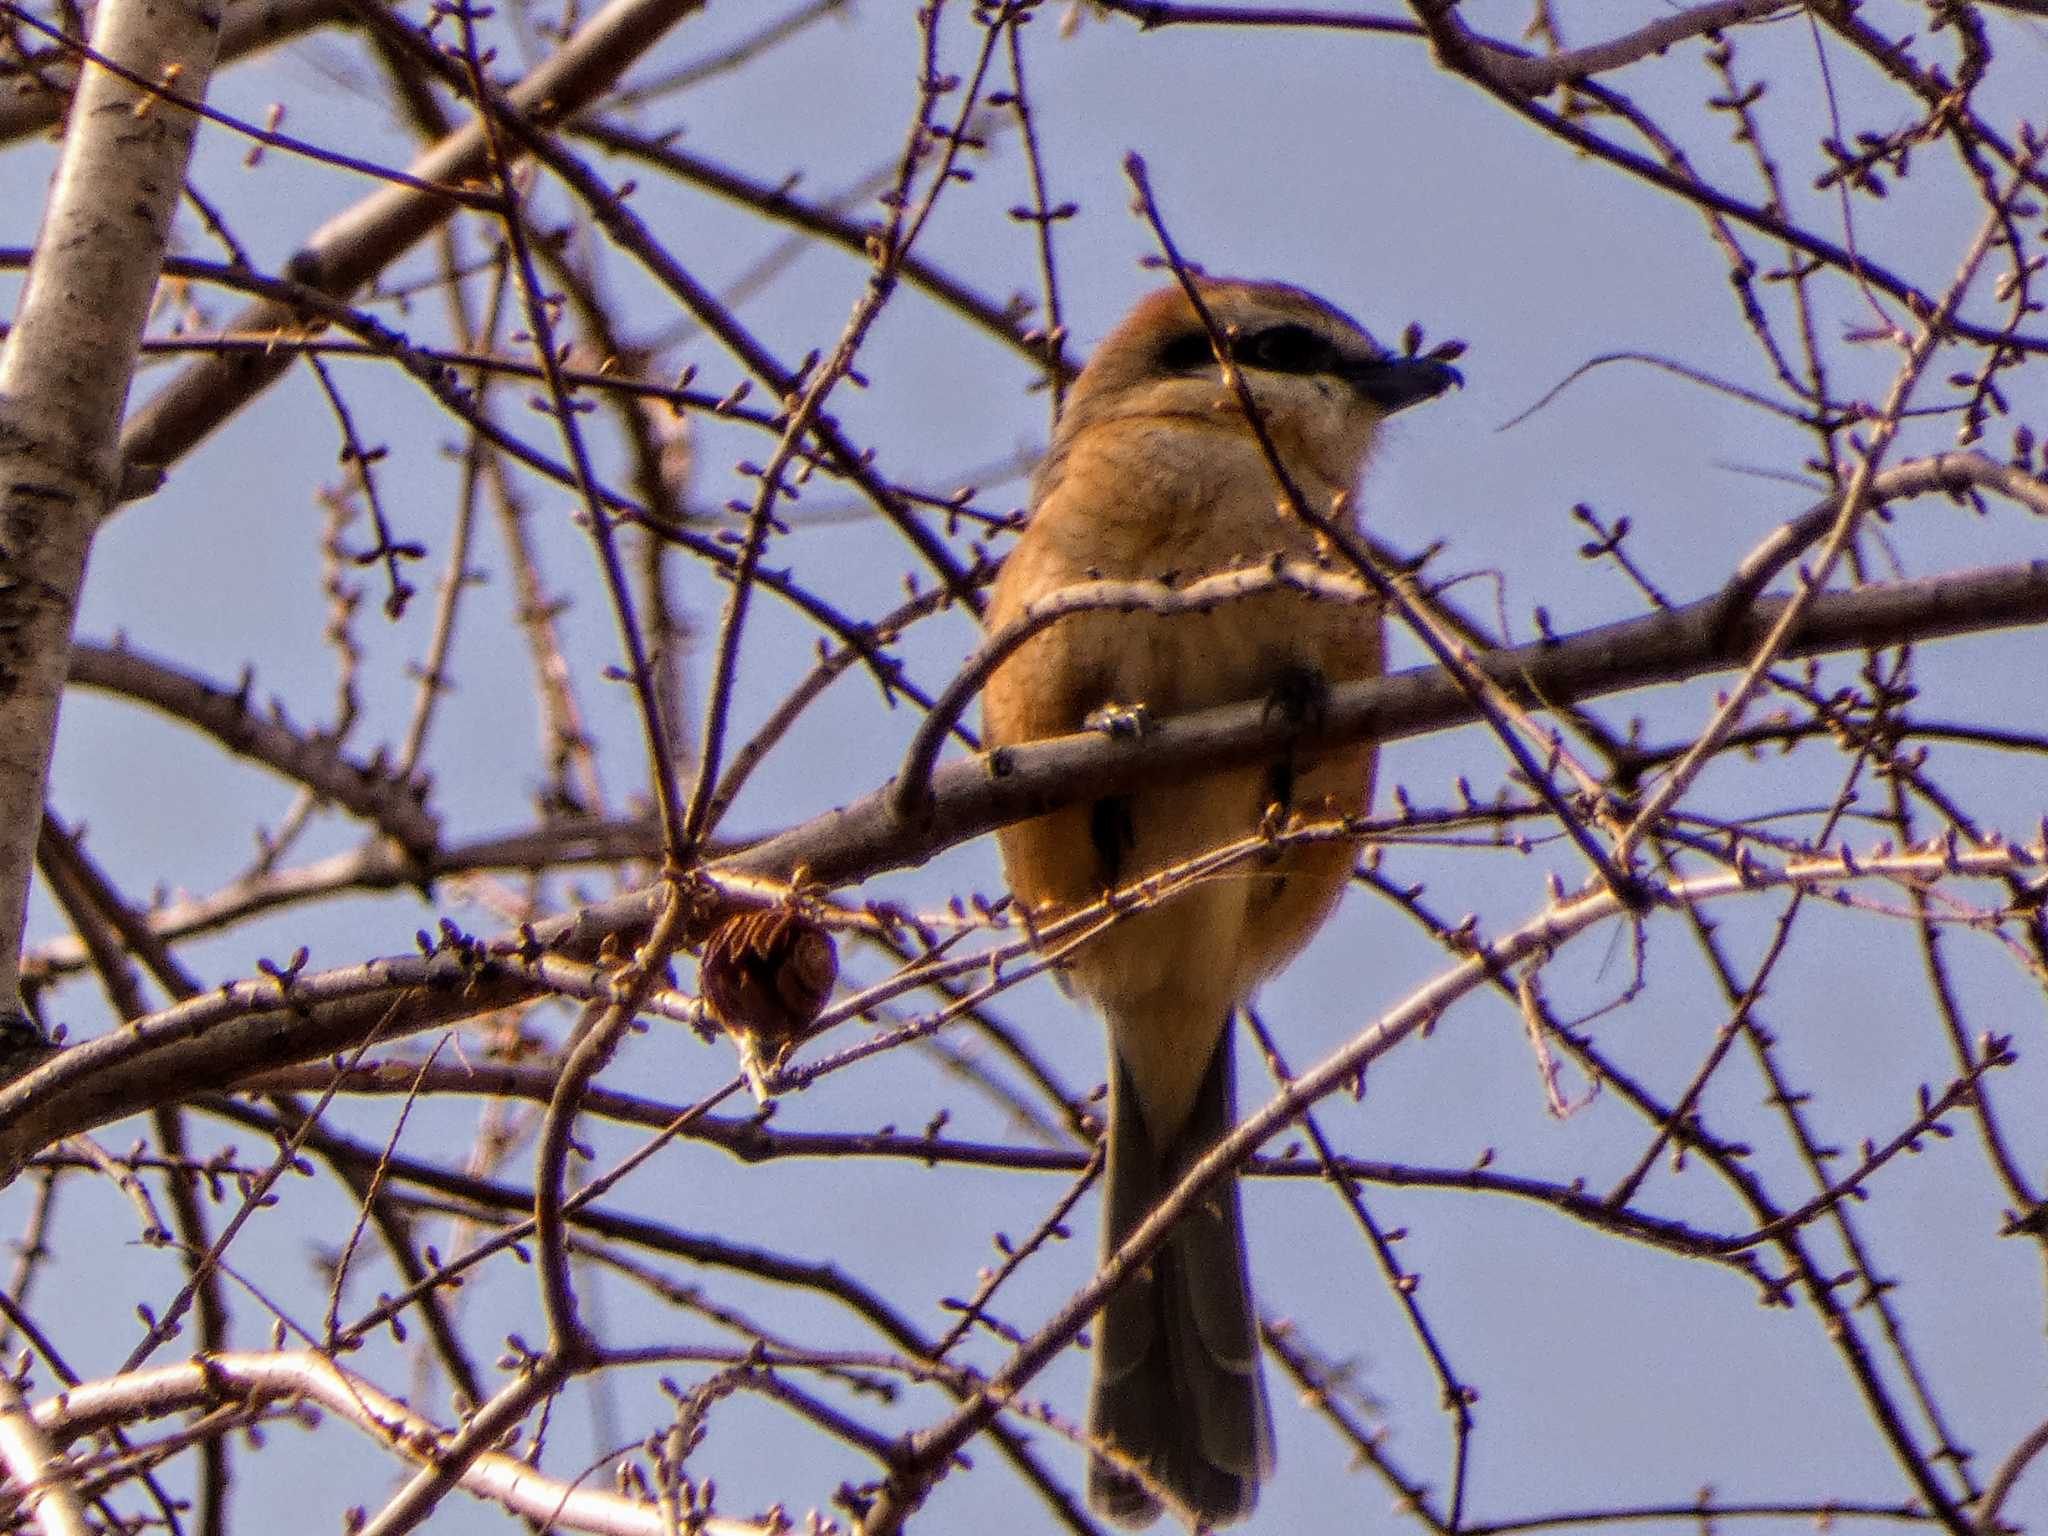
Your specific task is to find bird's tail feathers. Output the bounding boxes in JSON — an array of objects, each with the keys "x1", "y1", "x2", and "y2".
[{"x1": 1088, "y1": 1030, "x2": 1274, "y2": 1527}]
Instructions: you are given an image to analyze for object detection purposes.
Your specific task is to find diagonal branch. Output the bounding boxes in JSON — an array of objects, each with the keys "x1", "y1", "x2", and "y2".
[{"x1": 1, "y1": 557, "x2": 2046, "y2": 1171}]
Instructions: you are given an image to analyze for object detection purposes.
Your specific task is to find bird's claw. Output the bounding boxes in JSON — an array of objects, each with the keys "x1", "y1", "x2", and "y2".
[
  {"x1": 1264, "y1": 663, "x2": 1332, "y2": 732},
  {"x1": 1085, "y1": 701, "x2": 1154, "y2": 740}
]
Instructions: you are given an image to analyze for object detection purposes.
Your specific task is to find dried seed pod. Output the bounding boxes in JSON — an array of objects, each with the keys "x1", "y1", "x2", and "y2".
[{"x1": 698, "y1": 906, "x2": 838, "y2": 1098}]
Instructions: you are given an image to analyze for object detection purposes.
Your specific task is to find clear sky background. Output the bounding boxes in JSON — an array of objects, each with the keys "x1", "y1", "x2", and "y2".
[{"x1": 4, "y1": 1, "x2": 2046, "y2": 1533}]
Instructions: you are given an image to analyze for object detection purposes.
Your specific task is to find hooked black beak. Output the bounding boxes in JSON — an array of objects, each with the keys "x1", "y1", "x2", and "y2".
[{"x1": 1344, "y1": 354, "x2": 1463, "y2": 414}]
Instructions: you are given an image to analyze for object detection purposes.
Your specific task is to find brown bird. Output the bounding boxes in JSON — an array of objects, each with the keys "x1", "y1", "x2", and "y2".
[{"x1": 982, "y1": 279, "x2": 1458, "y2": 1525}]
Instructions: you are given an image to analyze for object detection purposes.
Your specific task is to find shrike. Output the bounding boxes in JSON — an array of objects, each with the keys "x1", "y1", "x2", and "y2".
[{"x1": 983, "y1": 278, "x2": 1458, "y2": 1526}]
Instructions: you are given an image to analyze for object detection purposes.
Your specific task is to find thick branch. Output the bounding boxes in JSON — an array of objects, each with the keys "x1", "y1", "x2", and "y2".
[
  {"x1": 0, "y1": 559, "x2": 2043, "y2": 1170},
  {"x1": 0, "y1": 0, "x2": 223, "y2": 1029},
  {"x1": 743, "y1": 557, "x2": 2048, "y2": 891},
  {"x1": 0, "y1": 0, "x2": 347, "y2": 147},
  {"x1": 116, "y1": 0, "x2": 706, "y2": 471},
  {"x1": 0, "y1": 1370, "x2": 88, "y2": 1536},
  {"x1": 32, "y1": 1352, "x2": 772, "y2": 1536},
  {"x1": 66, "y1": 642, "x2": 439, "y2": 857}
]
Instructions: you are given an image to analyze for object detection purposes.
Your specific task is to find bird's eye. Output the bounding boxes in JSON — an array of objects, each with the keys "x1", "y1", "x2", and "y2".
[
  {"x1": 1158, "y1": 331, "x2": 1216, "y2": 372},
  {"x1": 1241, "y1": 323, "x2": 1332, "y2": 374}
]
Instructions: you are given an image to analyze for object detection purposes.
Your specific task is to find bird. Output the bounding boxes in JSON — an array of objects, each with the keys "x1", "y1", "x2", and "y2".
[{"x1": 981, "y1": 277, "x2": 1458, "y2": 1526}]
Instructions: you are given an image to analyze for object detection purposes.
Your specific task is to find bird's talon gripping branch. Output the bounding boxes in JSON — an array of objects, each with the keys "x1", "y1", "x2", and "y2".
[
  {"x1": 1084, "y1": 701, "x2": 1154, "y2": 740},
  {"x1": 1262, "y1": 662, "x2": 1333, "y2": 733}
]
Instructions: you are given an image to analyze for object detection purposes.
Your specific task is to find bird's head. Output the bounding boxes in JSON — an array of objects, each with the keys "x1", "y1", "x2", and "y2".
[{"x1": 1052, "y1": 278, "x2": 1461, "y2": 486}]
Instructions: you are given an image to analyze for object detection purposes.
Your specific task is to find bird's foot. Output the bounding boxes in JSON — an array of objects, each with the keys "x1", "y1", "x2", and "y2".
[
  {"x1": 1264, "y1": 662, "x2": 1332, "y2": 733},
  {"x1": 1084, "y1": 701, "x2": 1154, "y2": 740}
]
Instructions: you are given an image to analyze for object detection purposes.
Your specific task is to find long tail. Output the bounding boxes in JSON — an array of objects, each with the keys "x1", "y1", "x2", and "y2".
[{"x1": 1088, "y1": 1028, "x2": 1274, "y2": 1527}]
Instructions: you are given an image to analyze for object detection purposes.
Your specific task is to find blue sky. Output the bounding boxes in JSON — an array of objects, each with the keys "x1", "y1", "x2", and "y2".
[{"x1": 7, "y1": 2, "x2": 2046, "y2": 1532}]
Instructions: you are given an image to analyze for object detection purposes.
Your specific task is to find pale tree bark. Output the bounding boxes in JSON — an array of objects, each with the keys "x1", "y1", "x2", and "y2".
[{"x1": 0, "y1": 0, "x2": 223, "y2": 1064}]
